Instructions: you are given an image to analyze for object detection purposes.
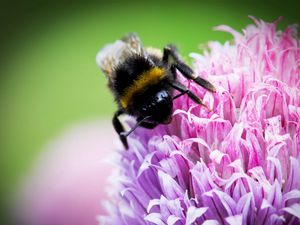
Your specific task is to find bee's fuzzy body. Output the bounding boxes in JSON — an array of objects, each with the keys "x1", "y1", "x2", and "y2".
[
  {"x1": 110, "y1": 54, "x2": 173, "y2": 116},
  {"x1": 97, "y1": 33, "x2": 215, "y2": 148}
]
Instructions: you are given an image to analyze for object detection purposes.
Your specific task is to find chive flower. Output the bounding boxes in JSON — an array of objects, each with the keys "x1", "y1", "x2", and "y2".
[{"x1": 98, "y1": 17, "x2": 300, "y2": 225}]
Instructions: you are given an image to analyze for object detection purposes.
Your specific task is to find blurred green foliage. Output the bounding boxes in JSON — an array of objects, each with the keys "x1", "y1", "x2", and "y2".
[{"x1": 0, "y1": 0, "x2": 299, "y2": 221}]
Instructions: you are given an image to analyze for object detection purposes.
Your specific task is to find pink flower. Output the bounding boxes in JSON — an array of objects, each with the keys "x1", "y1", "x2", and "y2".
[
  {"x1": 16, "y1": 121, "x2": 115, "y2": 225},
  {"x1": 99, "y1": 17, "x2": 300, "y2": 225}
]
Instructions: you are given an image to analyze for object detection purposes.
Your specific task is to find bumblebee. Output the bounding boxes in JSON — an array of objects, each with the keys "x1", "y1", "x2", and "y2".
[{"x1": 96, "y1": 33, "x2": 215, "y2": 148}]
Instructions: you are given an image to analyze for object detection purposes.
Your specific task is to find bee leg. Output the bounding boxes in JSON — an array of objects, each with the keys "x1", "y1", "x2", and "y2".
[
  {"x1": 163, "y1": 45, "x2": 216, "y2": 92},
  {"x1": 172, "y1": 89, "x2": 189, "y2": 100},
  {"x1": 168, "y1": 81, "x2": 204, "y2": 105},
  {"x1": 174, "y1": 63, "x2": 216, "y2": 92},
  {"x1": 112, "y1": 109, "x2": 128, "y2": 149},
  {"x1": 162, "y1": 44, "x2": 181, "y2": 64},
  {"x1": 137, "y1": 117, "x2": 158, "y2": 129},
  {"x1": 114, "y1": 115, "x2": 154, "y2": 149}
]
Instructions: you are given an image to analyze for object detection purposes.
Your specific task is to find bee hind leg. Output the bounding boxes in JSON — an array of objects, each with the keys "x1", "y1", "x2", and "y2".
[{"x1": 163, "y1": 45, "x2": 216, "y2": 93}]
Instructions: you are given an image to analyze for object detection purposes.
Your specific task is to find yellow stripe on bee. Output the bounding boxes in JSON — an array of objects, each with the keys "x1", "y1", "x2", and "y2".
[{"x1": 120, "y1": 67, "x2": 166, "y2": 108}]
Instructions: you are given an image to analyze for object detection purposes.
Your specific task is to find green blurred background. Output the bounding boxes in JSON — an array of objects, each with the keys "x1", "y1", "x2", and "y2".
[{"x1": 0, "y1": 0, "x2": 299, "y2": 223}]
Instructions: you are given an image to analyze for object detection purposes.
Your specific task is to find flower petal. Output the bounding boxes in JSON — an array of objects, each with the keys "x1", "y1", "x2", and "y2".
[
  {"x1": 144, "y1": 213, "x2": 164, "y2": 225},
  {"x1": 283, "y1": 203, "x2": 300, "y2": 219},
  {"x1": 225, "y1": 214, "x2": 243, "y2": 225},
  {"x1": 185, "y1": 206, "x2": 208, "y2": 225}
]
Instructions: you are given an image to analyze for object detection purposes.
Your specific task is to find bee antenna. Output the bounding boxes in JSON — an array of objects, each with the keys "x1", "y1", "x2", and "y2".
[{"x1": 123, "y1": 116, "x2": 152, "y2": 138}]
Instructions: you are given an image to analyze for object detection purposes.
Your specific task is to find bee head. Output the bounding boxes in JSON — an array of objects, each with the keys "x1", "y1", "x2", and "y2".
[{"x1": 139, "y1": 90, "x2": 173, "y2": 124}]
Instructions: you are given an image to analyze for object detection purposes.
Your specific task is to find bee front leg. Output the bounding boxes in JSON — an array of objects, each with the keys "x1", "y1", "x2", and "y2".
[
  {"x1": 168, "y1": 81, "x2": 204, "y2": 105},
  {"x1": 112, "y1": 109, "x2": 129, "y2": 149},
  {"x1": 163, "y1": 45, "x2": 216, "y2": 93},
  {"x1": 137, "y1": 117, "x2": 158, "y2": 129},
  {"x1": 162, "y1": 44, "x2": 182, "y2": 64}
]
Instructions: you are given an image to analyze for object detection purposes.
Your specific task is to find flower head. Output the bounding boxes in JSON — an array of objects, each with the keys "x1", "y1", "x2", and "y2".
[
  {"x1": 99, "y1": 17, "x2": 300, "y2": 225},
  {"x1": 17, "y1": 121, "x2": 115, "y2": 225}
]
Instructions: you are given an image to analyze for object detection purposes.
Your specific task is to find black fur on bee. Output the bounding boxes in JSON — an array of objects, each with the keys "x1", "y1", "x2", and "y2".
[{"x1": 99, "y1": 38, "x2": 216, "y2": 149}]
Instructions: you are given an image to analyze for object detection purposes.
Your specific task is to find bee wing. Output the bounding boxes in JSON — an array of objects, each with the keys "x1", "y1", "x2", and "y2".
[
  {"x1": 121, "y1": 33, "x2": 145, "y2": 55},
  {"x1": 96, "y1": 33, "x2": 145, "y2": 78}
]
